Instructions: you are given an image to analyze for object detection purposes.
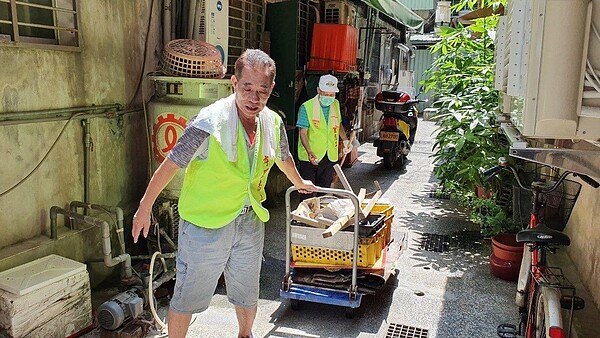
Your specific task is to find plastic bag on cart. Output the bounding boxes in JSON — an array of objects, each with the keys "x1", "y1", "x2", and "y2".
[{"x1": 320, "y1": 198, "x2": 354, "y2": 221}]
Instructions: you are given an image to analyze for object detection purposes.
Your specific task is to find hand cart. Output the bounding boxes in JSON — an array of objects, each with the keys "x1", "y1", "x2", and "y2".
[{"x1": 280, "y1": 186, "x2": 406, "y2": 318}]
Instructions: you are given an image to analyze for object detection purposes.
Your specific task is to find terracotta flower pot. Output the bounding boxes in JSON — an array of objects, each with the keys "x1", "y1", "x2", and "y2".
[
  {"x1": 475, "y1": 185, "x2": 492, "y2": 199},
  {"x1": 489, "y1": 233, "x2": 524, "y2": 281}
]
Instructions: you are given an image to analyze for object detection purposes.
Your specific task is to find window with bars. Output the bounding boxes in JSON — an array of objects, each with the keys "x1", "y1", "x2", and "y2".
[
  {"x1": 227, "y1": 0, "x2": 263, "y2": 74},
  {"x1": 0, "y1": 0, "x2": 79, "y2": 49}
]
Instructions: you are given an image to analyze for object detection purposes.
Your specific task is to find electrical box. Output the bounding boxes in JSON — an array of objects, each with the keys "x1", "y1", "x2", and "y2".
[{"x1": 495, "y1": 0, "x2": 600, "y2": 140}]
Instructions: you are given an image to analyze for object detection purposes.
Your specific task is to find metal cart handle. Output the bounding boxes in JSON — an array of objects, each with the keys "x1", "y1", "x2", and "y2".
[{"x1": 284, "y1": 186, "x2": 362, "y2": 297}]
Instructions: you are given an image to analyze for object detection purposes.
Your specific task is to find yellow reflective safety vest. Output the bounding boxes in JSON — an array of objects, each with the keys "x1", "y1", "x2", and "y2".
[
  {"x1": 178, "y1": 112, "x2": 281, "y2": 228},
  {"x1": 297, "y1": 96, "x2": 341, "y2": 162}
]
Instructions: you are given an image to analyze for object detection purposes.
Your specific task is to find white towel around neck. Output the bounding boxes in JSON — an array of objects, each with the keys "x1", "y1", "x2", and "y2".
[{"x1": 190, "y1": 94, "x2": 278, "y2": 162}]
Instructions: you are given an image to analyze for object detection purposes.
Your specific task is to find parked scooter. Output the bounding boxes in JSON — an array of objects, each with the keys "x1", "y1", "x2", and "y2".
[{"x1": 373, "y1": 89, "x2": 425, "y2": 169}]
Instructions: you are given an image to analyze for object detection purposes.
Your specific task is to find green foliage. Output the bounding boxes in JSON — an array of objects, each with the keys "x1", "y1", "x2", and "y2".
[
  {"x1": 468, "y1": 197, "x2": 521, "y2": 237},
  {"x1": 450, "y1": 0, "x2": 505, "y2": 14},
  {"x1": 423, "y1": 0, "x2": 513, "y2": 236}
]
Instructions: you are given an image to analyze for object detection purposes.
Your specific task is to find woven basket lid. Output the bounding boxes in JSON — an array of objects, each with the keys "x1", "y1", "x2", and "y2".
[{"x1": 162, "y1": 39, "x2": 226, "y2": 78}]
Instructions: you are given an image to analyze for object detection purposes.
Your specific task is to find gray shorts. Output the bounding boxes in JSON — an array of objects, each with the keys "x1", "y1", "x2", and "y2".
[{"x1": 170, "y1": 211, "x2": 265, "y2": 314}]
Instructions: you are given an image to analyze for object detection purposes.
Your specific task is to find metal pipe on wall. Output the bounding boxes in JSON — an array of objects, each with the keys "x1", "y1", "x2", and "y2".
[
  {"x1": 130, "y1": 252, "x2": 176, "y2": 260},
  {"x1": 82, "y1": 119, "x2": 92, "y2": 208},
  {"x1": 152, "y1": 269, "x2": 176, "y2": 290},
  {"x1": 1, "y1": 107, "x2": 142, "y2": 214},
  {"x1": 163, "y1": 0, "x2": 172, "y2": 44},
  {"x1": 187, "y1": 0, "x2": 197, "y2": 39},
  {"x1": 171, "y1": 0, "x2": 178, "y2": 40},
  {"x1": 0, "y1": 108, "x2": 142, "y2": 126},
  {"x1": 0, "y1": 104, "x2": 121, "y2": 121}
]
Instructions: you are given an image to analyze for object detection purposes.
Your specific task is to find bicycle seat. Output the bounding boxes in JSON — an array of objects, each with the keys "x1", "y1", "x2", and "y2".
[{"x1": 516, "y1": 224, "x2": 570, "y2": 246}]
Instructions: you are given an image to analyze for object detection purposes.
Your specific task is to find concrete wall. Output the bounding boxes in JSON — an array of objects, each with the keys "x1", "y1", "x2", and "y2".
[
  {"x1": 0, "y1": 1, "x2": 161, "y2": 285},
  {"x1": 566, "y1": 180, "x2": 600, "y2": 310}
]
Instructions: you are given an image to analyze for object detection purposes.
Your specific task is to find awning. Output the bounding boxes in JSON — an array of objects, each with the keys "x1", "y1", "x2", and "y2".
[
  {"x1": 456, "y1": 4, "x2": 505, "y2": 25},
  {"x1": 362, "y1": 0, "x2": 425, "y2": 33}
]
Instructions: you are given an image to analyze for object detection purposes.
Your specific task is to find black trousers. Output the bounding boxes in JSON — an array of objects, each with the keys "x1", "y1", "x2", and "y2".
[{"x1": 298, "y1": 156, "x2": 336, "y2": 200}]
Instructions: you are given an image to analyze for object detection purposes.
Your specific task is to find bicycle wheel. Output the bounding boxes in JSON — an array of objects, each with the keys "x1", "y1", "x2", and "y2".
[
  {"x1": 533, "y1": 287, "x2": 564, "y2": 338},
  {"x1": 533, "y1": 288, "x2": 547, "y2": 338}
]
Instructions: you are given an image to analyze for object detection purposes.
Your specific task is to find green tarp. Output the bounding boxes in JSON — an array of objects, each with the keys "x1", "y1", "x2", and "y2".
[{"x1": 362, "y1": 0, "x2": 425, "y2": 33}]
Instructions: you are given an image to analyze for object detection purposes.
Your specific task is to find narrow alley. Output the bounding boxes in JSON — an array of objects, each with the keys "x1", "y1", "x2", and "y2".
[{"x1": 138, "y1": 118, "x2": 518, "y2": 338}]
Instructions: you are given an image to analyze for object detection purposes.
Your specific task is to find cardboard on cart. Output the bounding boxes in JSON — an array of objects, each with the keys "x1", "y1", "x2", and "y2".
[
  {"x1": 0, "y1": 254, "x2": 92, "y2": 338},
  {"x1": 292, "y1": 222, "x2": 355, "y2": 251},
  {"x1": 291, "y1": 197, "x2": 326, "y2": 228},
  {"x1": 292, "y1": 211, "x2": 389, "y2": 253}
]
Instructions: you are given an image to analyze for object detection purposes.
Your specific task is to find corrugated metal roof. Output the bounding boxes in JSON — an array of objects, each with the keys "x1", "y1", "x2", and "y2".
[
  {"x1": 399, "y1": 0, "x2": 435, "y2": 11},
  {"x1": 411, "y1": 48, "x2": 438, "y2": 110},
  {"x1": 410, "y1": 33, "x2": 442, "y2": 44}
]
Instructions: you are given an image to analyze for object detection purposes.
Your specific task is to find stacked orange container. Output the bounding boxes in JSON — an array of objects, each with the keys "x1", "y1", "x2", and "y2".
[{"x1": 307, "y1": 23, "x2": 358, "y2": 72}]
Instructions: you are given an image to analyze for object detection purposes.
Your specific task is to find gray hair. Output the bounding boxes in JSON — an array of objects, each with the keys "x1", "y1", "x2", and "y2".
[{"x1": 234, "y1": 49, "x2": 276, "y2": 83}]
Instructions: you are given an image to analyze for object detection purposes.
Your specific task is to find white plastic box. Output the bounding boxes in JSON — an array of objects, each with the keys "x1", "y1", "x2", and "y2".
[{"x1": 0, "y1": 255, "x2": 92, "y2": 338}]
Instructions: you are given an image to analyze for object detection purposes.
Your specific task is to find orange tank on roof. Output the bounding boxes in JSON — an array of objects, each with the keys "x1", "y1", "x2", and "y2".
[{"x1": 307, "y1": 23, "x2": 358, "y2": 73}]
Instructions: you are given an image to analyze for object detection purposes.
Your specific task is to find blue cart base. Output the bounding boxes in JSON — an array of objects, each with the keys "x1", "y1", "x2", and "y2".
[{"x1": 280, "y1": 284, "x2": 363, "y2": 308}]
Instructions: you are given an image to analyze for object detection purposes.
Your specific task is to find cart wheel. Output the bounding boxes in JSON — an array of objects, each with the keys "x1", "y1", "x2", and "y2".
[
  {"x1": 290, "y1": 299, "x2": 301, "y2": 310},
  {"x1": 345, "y1": 307, "x2": 355, "y2": 319}
]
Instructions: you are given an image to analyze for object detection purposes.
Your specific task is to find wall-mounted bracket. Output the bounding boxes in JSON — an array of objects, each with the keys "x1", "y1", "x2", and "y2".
[{"x1": 500, "y1": 123, "x2": 600, "y2": 179}]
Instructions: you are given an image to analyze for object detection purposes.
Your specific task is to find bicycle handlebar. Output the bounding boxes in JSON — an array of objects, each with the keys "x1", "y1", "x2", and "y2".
[
  {"x1": 482, "y1": 157, "x2": 600, "y2": 192},
  {"x1": 573, "y1": 173, "x2": 600, "y2": 188},
  {"x1": 482, "y1": 165, "x2": 502, "y2": 178}
]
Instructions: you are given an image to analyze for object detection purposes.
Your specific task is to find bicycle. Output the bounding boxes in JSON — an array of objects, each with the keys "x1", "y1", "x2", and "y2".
[{"x1": 484, "y1": 157, "x2": 599, "y2": 338}]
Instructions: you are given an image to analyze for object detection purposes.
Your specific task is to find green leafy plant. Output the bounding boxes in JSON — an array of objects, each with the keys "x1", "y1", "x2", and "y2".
[
  {"x1": 422, "y1": 0, "x2": 512, "y2": 236},
  {"x1": 468, "y1": 197, "x2": 521, "y2": 237}
]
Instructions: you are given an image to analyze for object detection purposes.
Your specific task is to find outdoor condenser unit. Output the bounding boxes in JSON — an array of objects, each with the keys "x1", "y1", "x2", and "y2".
[
  {"x1": 323, "y1": 0, "x2": 356, "y2": 26},
  {"x1": 494, "y1": 0, "x2": 600, "y2": 140}
]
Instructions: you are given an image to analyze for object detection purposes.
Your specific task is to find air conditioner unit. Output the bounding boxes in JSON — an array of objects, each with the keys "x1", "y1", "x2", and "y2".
[
  {"x1": 196, "y1": 0, "x2": 229, "y2": 66},
  {"x1": 495, "y1": 0, "x2": 600, "y2": 140},
  {"x1": 323, "y1": 0, "x2": 356, "y2": 26}
]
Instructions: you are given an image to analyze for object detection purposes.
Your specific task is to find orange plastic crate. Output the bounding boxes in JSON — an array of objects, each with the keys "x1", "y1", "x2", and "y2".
[{"x1": 307, "y1": 23, "x2": 358, "y2": 72}]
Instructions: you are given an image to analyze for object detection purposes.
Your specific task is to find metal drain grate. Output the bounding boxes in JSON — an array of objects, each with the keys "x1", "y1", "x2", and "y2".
[
  {"x1": 418, "y1": 233, "x2": 450, "y2": 252},
  {"x1": 386, "y1": 323, "x2": 429, "y2": 338},
  {"x1": 428, "y1": 188, "x2": 450, "y2": 200}
]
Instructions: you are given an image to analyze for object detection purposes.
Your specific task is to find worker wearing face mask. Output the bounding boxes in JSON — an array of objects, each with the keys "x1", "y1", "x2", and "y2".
[{"x1": 296, "y1": 74, "x2": 350, "y2": 198}]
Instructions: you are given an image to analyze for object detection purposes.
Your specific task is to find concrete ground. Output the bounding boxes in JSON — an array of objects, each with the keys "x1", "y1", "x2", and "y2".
[{"x1": 84, "y1": 118, "x2": 598, "y2": 337}]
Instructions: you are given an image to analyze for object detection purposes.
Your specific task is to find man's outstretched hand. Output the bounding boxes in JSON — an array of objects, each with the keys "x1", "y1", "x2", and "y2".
[{"x1": 131, "y1": 206, "x2": 151, "y2": 243}]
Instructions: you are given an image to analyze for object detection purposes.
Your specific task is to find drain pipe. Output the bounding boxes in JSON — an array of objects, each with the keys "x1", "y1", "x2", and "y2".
[
  {"x1": 82, "y1": 119, "x2": 92, "y2": 209},
  {"x1": 49, "y1": 206, "x2": 66, "y2": 240},
  {"x1": 187, "y1": 0, "x2": 197, "y2": 39},
  {"x1": 50, "y1": 206, "x2": 132, "y2": 280},
  {"x1": 163, "y1": 0, "x2": 172, "y2": 44},
  {"x1": 69, "y1": 201, "x2": 127, "y2": 256}
]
